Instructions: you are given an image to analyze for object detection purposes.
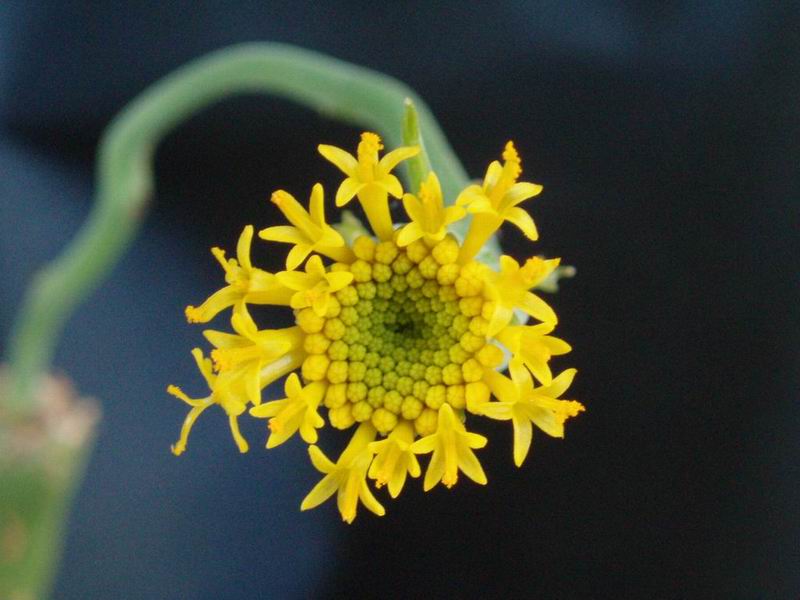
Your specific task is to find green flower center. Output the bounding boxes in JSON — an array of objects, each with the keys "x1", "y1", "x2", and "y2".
[{"x1": 296, "y1": 236, "x2": 495, "y2": 438}]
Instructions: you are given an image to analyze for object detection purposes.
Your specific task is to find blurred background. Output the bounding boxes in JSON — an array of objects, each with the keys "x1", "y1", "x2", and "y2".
[{"x1": 1, "y1": 2, "x2": 798, "y2": 598}]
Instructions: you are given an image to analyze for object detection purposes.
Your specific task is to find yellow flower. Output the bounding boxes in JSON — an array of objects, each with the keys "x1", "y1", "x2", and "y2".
[
  {"x1": 482, "y1": 362, "x2": 584, "y2": 466},
  {"x1": 185, "y1": 225, "x2": 292, "y2": 323},
  {"x1": 483, "y1": 255, "x2": 560, "y2": 336},
  {"x1": 301, "y1": 423, "x2": 385, "y2": 523},
  {"x1": 456, "y1": 141, "x2": 542, "y2": 263},
  {"x1": 276, "y1": 254, "x2": 353, "y2": 317},
  {"x1": 495, "y1": 322, "x2": 572, "y2": 385},
  {"x1": 204, "y1": 305, "x2": 304, "y2": 404},
  {"x1": 368, "y1": 420, "x2": 421, "y2": 498},
  {"x1": 410, "y1": 403, "x2": 488, "y2": 490},
  {"x1": 249, "y1": 373, "x2": 325, "y2": 448},
  {"x1": 167, "y1": 349, "x2": 250, "y2": 455},
  {"x1": 259, "y1": 184, "x2": 354, "y2": 270},
  {"x1": 172, "y1": 135, "x2": 582, "y2": 522},
  {"x1": 397, "y1": 172, "x2": 466, "y2": 247},
  {"x1": 318, "y1": 132, "x2": 418, "y2": 241}
]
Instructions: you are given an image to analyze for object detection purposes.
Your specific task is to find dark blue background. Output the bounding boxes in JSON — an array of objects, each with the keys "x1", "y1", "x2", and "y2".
[{"x1": 1, "y1": 2, "x2": 798, "y2": 598}]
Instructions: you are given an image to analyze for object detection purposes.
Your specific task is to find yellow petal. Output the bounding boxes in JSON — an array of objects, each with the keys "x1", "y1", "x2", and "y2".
[
  {"x1": 381, "y1": 174, "x2": 404, "y2": 198},
  {"x1": 236, "y1": 225, "x2": 255, "y2": 271},
  {"x1": 249, "y1": 398, "x2": 286, "y2": 418},
  {"x1": 410, "y1": 434, "x2": 437, "y2": 454},
  {"x1": 476, "y1": 401, "x2": 513, "y2": 421},
  {"x1": 423, "y1": 447, "x2": 445, "y2": 491},
  {"x1": 378, "y1": 145, "x2": 419, "y2": 173},
  {"x1": 308, "y1": 444, "x2": 336, "y2": 473},
  {"x1": 170, "y1": 400, "x2": 213, "y2": 456},
  {"x1": 276, "y1": 270, "x2": 310, "y2": 291},
  {"x1": 402, "y1": 193, "x2": 424, "y2": 224},
  {"x1": 300, "y1": 472, "x2": 340, "y2": 511},
  {"x1": 456, "y1": 441, "x2": 488, "y2": 485},
  {"x1": 504, "y1": 207, "x2": 539, "y2": 240},
  {"x1": 358, "y1": 480, "x2": 386, "y2": 516},
  {"x1": 512, "y1": 414, "x2": 533, "y2": 466},
  {"x1": 203, "y1": 329, "x2": 246, "y2": 350},
  {"x1": 335, "y1": 178, "x2": 365, "y2": 207},
  {"x1": 258, "y1": 225, "x2": 306, "y2": 245},
  {"x1": 286, "y1": 244, "x2": 312, "y2": 271},
  {"x1": 325, "y1": 270, "x2": 354, "y2": 291},
  {"x1": 185, "y1": 286, "x2": 239, "y2": 323},
  {"x1": 308, "y1": 183, "x2": 326, "y2": 225},
  {"x1": 396, "y1": 222, "x2": 424, "y2": 247},
  {"x1": 538, "y1": 368, "x2": 577, "y2": 399},
  {"x1": 520, "y1": 292, "x2": 558, "y2": 325},
  {"x1": 504, "y1": 181, "x2": 543, "y2": 207},
  {"x1": 318, "y1": 144, "x2": 358, "y2": 176},
  {"x1": 227, "y1": 414, "x2": 249, "y2": 453}
]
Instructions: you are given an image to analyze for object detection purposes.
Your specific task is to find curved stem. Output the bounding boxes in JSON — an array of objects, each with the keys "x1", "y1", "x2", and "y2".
[{"x1": 4, "y1": 42, "x2": 471, "y2": 417}]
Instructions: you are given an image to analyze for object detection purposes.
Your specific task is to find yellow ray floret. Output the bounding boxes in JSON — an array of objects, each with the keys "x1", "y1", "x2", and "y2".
[
  {"x1": 482, "y1": 362, "x2": 584, "y2": 467},
  {"x1": 367, "y1": 420, "x2": 421, "y2": 498},
  {"x1": 167, "y1": 348, "x2": 250, "y2": 455},
  {"x1": 410, "y1": 403, "x2": 488, "y2": 490},
  {"x1": 249, "y1": 373, "x2": 325, "y2": 448},
  {"x1": 456, "y1": 141, "x2": 543, "y2": 263},
  {"x1": 276, "y1": 254, "x2": 353, "y2": 317},
  {"x1": 203, "y1": 305, "x2": 303, "y2": 404},
  {"x1": 185, "y1": 225, "x2": 293, "y2": 323},
  {"x1": 319, "y1": 132, "x2": 419, "y2": 241},
  {"x1": 259, "y1": 184, "x2": 354, "y2": 270},
  {"x1": 397, "y1": 171, "x2": 466, "y2": 247},
  {"x1": 301, "y1": 422, "x2": 385, "y2": 523},
  {"x1": 495, "y1": 322, "x2": 572, "y2": 385},
  {"x1": 484, "y1": 255, "x2": 560, "y2": 336}
]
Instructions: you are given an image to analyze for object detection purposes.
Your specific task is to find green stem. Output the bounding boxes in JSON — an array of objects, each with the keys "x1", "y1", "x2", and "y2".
[{"x1": 4, "y1": 42, "x2": 471, "y2": 417}]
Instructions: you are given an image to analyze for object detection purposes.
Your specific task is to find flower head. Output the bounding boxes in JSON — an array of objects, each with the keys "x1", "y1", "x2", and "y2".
[{"x1": 170, "y1": 132, "x2": 582, "y2": 522}]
